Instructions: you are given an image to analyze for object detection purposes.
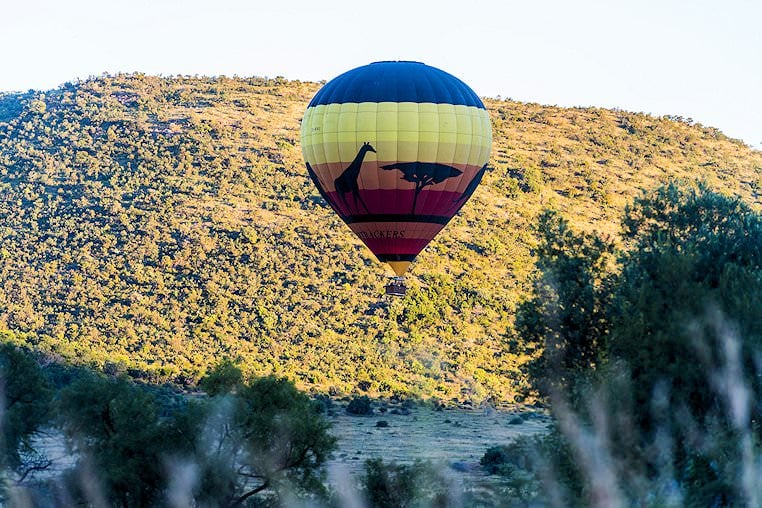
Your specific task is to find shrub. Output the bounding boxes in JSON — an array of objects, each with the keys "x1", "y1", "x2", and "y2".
[
  {"x1": 361, "y1": 458, "x2": 451, "y2": 507},
  {"x1": 481, "y1": 445, "x2": 512, "y2": 475},
  {"x1": 481, "y1": 436, "x2": 538, "y2": 475},
  {"x1": 198, "y1": 358, "x2": 243, "y2": 395},
  {"x1": 346, "y1": 395, "x2": 373, "y2": 415},
  {"x1": 57, "y1": 374, "x2": 172, "y2": 507}
]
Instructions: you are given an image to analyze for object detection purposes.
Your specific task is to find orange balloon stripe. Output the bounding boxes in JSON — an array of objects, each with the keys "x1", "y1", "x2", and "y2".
[{"x1": 310, "y1": 161, "x2": 484, "y2": 194}]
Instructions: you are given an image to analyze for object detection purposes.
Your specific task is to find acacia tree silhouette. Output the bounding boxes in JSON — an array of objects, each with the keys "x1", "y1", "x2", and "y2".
[{"x1": 380, "y1": 162, "x2": 462, "y2": 214}]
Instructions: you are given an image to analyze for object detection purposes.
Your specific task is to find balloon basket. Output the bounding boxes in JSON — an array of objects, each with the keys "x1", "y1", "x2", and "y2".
[{"x1": 384, "y1": 277, "x2": 407, "y2": 297}]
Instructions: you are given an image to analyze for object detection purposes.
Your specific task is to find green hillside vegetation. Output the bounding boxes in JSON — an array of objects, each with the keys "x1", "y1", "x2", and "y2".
[{"x1": 0, "y1": 74, "x2": 760, "y2": 403}]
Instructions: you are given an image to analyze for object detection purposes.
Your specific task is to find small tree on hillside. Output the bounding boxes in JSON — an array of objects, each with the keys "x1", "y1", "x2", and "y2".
[{"x1": 199, "y1": 358, "x2": 243, "y2": 395}]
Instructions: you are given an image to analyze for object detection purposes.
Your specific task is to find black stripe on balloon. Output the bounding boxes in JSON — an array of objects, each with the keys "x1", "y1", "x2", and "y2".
[
  {"x1": 343, "y1": 214, "x2": 452, "y2": 225},
  {"x1": 376, "y1": 254, "x2": 418, "y2": 262}
]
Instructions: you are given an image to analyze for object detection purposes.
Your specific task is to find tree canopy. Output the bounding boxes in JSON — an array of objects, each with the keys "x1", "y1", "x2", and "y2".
[{"x1": 515, "y1": 181, "x2": 762, "y2": 506}]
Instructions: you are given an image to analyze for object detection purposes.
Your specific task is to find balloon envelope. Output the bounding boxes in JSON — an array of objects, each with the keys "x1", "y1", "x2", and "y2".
[{"x1": 301, "y1": 61, "x2": 492, "y2": 276}]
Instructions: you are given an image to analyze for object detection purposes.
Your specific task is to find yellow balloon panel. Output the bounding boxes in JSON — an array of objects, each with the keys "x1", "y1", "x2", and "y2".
[{"x1": 301, "y1": 102, "x2": 491, "y2": 167}]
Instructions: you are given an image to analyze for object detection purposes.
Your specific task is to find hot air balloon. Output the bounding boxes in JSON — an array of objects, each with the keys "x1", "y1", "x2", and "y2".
[{"x1": 300, "y1": 61, "x2": 492, "y2": 295}]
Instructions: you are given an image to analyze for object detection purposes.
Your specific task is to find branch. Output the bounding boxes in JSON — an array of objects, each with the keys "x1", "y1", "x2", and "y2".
[
  {"x1": 17, "y1": 459, "x2": 54, "y2": 484},
  {"x1": 230, "y1": 481, "x2": 269, "y2": 506}
]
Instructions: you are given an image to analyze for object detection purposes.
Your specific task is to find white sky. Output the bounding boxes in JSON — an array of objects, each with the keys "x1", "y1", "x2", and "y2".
[{"x1": 1, "y1": 0, "x2": 760, "y2": 149}]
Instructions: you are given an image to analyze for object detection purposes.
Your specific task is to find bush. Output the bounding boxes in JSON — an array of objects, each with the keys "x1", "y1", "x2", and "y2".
[
  {"x1": 481, "y1": 445, "x2": 512, "y2": 475},
  {"x1": 198, "y1": 358, "x2": 243, "y2": 395},
  {"x1": 57, "y1": 374, "x2": 173, "y2": 507},
  {"x1": 346, "y1": 395, "x2": 373, "y2": 415},
  {"x1": 508, "y1": 415, "x2": 524, "y2": 425},
  {"x1": 361, "y1": 458, "x2": 451, "y2": 507},
  {"x1": 481, "y1": 436, "x2": 539, "y2": 475}
]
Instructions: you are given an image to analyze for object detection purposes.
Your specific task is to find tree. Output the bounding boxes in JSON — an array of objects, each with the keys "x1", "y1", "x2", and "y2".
[
  {"x1": 516, "y1": 181, "x2": 762, "y2": 505},
  {"x1": 609, "y1": 181, "x2": 762, "y2": 432},
  {"x1": 0, "y1": 343, "x2": 52, "y2": 484},
  {"x1": 380, "y1": 162, "x2": 462, "y2": 214},
  {"x1": 514, "y1": 209, "x2": 613, "y2": 403},
  {"x1": 57, "y1": 374, "x2": 177, "y2": 507},
  {"x1": 199, "y1": 358, "x2": 243, "y2": 395},
  {"x1": 188, "y1": 376, "x2": 337, "y2": 506}
]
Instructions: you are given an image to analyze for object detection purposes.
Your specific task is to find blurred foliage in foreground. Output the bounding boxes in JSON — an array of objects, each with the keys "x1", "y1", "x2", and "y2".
[
  {"x1": 0, "y1": 348, "x2": 532, "y2": 507},
  {"x1": 0, "y1": 74, "x2": 761, "y2": 403},
  {"x1": 503, "y1": 182, "x2": 762, "y2": 506},
  {"x1": 0, "y1": 352, "x2": 337, "y2": 506}
]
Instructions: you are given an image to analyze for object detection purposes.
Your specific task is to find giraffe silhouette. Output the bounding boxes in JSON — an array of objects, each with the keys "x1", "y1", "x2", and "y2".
[{"x1": 334, "y1": 142, "x2": 375, "y2": 215}]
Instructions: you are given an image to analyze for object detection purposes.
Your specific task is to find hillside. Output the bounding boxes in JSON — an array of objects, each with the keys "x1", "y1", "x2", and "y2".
[{"x1": 0, "y1": 74, "x2": 760, "y2": 403}]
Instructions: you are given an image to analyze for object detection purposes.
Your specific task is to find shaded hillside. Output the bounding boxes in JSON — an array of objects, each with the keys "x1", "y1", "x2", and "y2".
[{"x1": 0, "y1": 74, "x2": 760, "y2": 403}]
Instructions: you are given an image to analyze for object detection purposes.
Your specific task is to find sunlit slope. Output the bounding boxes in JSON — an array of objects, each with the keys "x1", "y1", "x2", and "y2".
[{"x1": 0, "y1": 74, "x2": 760, "y2": 403}]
